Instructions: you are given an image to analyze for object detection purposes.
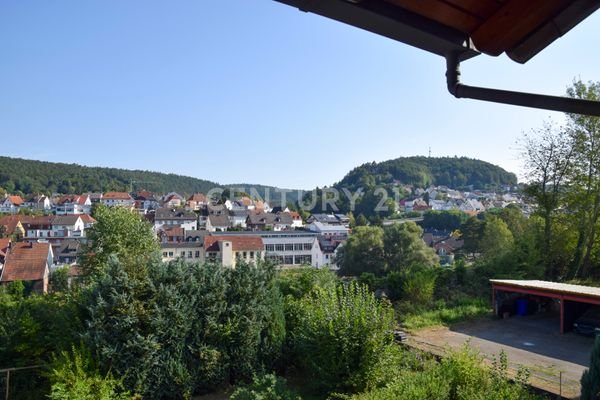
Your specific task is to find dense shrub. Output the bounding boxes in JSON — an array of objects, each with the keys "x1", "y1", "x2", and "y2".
[
  {"x1": 47, "y1": 345, "x2": 132, "y2": 400},
  {"x1": 581, "y1": 335, "x2": 600, "y2": 400},
  {"x1": 229, "y1": 374, "x2": 301, "y2": 400},
  {"x1": 291, "y1": 282, "x2": 396, "y2": 394}
]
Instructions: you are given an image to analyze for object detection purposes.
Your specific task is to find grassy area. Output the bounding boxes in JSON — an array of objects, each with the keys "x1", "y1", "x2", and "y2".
[{"x1": 399, "y1": 298, "x2": 491, "y2": 331}]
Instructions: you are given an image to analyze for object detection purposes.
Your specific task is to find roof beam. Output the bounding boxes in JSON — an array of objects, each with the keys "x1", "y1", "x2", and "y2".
[{"x1": 275, "y1": 0, "x2": 479, "y2": 61}]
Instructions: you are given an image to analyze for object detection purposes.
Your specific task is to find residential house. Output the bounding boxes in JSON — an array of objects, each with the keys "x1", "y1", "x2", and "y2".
[
  {"x1": 23, "y1": 194, "x2": 51, "y2": 211},
  {"x1": 52, "y1": 239, "x2": 80, "y2": 265},
  {"x1": 314, "y1": 236, "x2": 344, "y2": 269},
  {"x1": 206, "y1": 214, "x2": 231, "y2": 232},
  {"x1": 22, "y1": 215, "x2": 87, "y2": 242},
  {"x1": 133, "y1": 191, "x2": 160, "y2": 213},
  {"x1": 246, "y1": 212, "x2": 293, "y2": 231},
  {"x1": 0, "y1": 242, "x2": 53, "y2": 293},
  {"x1": 0, "y1": 195, "x2": 24, "y2": 214},
  {"x1": 186, "y1": 193, "x2": 208, "y2": 211},
  {"x1": 204, "y1": 235, "x2": 264, "y2": 267},
  {"x1": 0, "y1": 215, "x2": 27, "y2": 238},
  {"x1": 161, "y1": 242, "x2": 204, "y2": 263},
  {"x1": 229, "y1": 209, "x2": 249, "y2": 229},
  {"x1": 101, "y1": 192, "x2": 135, "y2": 208},
  {"x1": 307, "y1": 214, "x2": 341, "y2": 225},
  {"x1": 159, "y1": 226, "x2": 185, "y2": 243},
  {"x1": 162, "y1": 192, "x2": 184, "y2": 208},
  {"x1": 54, "y1": 194, "x2": 92, "y2": 215},
  {"x1": 153, "y1": 208, "x2": 198, "y2": 231},
  {"x1": 79, "y1": 214, "x2": 97, "y2": 229},
  {"x1": 289, "y1": 211, "x2": 304, "y2": 228}
]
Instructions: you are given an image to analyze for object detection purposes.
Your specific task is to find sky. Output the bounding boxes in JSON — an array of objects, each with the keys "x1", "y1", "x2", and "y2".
[{"x1": 1, "y1": 1, "x2": 599, "y2": 190}]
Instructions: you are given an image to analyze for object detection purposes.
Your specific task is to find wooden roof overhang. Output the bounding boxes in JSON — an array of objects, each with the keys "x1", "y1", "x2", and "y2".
[{"x1": 276, "y1": 0, "x2": 600, "y2": 115}]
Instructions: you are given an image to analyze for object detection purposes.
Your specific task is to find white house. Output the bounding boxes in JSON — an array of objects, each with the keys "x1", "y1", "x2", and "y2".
[
  {"x1": 153, "y1": 208, "x2": 198, "y2": 231},
  {"x1": 101, "y1": 192, "x2": 135, "y2": 208},
  {"x1": 54, "y1": 194, "x2": 92, "y2": 215},
  {"x1": 0, "y1": 195, "x2": 24, "y2": 214},
  {"x1": 23, "y1": 195, "x2": 52, "y2": 211}
]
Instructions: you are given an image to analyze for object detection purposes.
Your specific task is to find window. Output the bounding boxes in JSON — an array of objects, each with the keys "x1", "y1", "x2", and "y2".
[
  {"x1": 303, "y1": 243, "x2": 312, "y2": 250},
  {"x1": 162, "y1": 252, "x2": 168, "y2": 257},
  {"x1": 243, "y1": 251, "x2": 247, "y2": 258},
  {"x1": 265, "y1": 244, "x2": 274, "y2": 252},
  {"x1": 284, "y1": 255, "x2": 293, "y2": 264},
  {"x1": 284, "y1": 244, "x2": 294, "y2": 251},
  {"x1": 275, "y1": 244, "x2": 284, "y2": 251},
  {"x1": 188, "y1": 251, "x2": 192, "y2": 258},
  {"x1": 195, "y1": 251, "x2": 200, "y2": 258},
  {"x1": 168, "y1": 252, "x2": 174, "y2": 257},
  {"x1": 250, "y1": 251, "x2": 254, "y2": 259},
  {"x1": 181, "y1": 251, "x2": 186, "y2": 257},
  {"x1": 294, "y1": 243, "x2": 303, "y2": 251}
]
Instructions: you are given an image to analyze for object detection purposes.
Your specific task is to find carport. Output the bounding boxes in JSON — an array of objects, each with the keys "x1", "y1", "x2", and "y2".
[{"x1": 491, "y1": 280, "x2": 600, "y2": 334}]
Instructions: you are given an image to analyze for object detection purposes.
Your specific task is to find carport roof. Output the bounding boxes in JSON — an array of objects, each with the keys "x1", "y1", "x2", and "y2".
[{"x1": 491, "y1": 279, "x2": 600, "y2": 301}]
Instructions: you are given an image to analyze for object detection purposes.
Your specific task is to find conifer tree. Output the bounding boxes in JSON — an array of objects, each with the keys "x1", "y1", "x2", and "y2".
[{"x1": 581, "y1": 334, "x2": 600, "y2": 400}]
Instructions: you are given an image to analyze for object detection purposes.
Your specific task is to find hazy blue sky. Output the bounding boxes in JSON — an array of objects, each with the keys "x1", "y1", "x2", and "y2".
[{"x1": 1, "y1": 1, "x2": 599, "y2": 189}]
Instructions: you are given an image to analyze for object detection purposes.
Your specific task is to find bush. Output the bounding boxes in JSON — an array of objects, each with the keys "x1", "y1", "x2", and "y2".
[
  {"x1": 47, "y1": 345, "x2": 132, "y2": 400},
  {"x1": 292, "y1": 282, "x2": 395, "y2": 394},
  {"x1": 230, "y1": 374, "x2": 301, "y2": 400},
  {"x1": 346, "y1": 347, "x2": 540, "y2": 400}
]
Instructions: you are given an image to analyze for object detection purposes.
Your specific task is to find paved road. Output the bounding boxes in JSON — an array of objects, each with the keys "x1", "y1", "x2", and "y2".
[{"x1": 408, "y1": 314, "x2": 595, "y2": 399}]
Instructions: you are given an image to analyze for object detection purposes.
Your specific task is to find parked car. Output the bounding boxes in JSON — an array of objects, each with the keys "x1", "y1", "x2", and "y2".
[{"x1": 573, "y1": 307, "x2": 600, "y2": 336}]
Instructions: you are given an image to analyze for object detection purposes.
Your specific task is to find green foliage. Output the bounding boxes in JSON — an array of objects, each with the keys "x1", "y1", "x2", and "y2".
[
  {"x1": 400, "y1": 298, "x2": 489, "y2": 331},
  {"x1": 275, "y1": 268, "x2": 338, "y2": 299},
  {"x1": 581, "y1": 334, "x2": 600, "y2": 400},
  {"x1": 422, "y1": 210, "x2": 469, "y2": 231},
  {"x1": 339, "y1": 223, "x2": 438, "y2": 276},
  {"x1": 230, "y1": 374, "x2": 301, "y2": 400},
  {"x1": 79, "y1": 205, "x2": 159, "y2": 280},
  {"x1": 47, "y1": 344, "x2": 132, "y2": 400},
  {"x1": 291, "y1": 282, "x2": 396, "y2": 394},
  {"x1": 336, "y1": 156, "x2": 517, "y2": 192},
  {"x1": 83, "y1": 259, "x2": 282, "y2": 398},
  {"x1": 0, "y1": 156, "x2": 302, "y2": 203},
  {"x1": 346, "y1": 347, "x2": 540, "y2": 400},
  {"x1": 51, "y1": 266, "x2": 71, "y2": 293},
  {"x1": 400, "y1": 266, "x2": 437, "y2": 307},
  {"x1": 0, "y1": 289, "x2": 83, "y2": 399}
]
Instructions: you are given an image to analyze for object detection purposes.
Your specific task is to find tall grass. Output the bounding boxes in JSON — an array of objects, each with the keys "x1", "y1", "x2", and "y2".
[{"x1": 400, "y1": 298, "x2": 490, "y2": 331}]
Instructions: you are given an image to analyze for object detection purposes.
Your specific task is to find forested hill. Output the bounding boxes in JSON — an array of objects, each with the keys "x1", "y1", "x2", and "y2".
[
  {"x1": 0, "y1": 156, "x2": 301, "y2": 201},
  {"x1": 335, "y1": 156, "x2": 517, "y2": 190}
]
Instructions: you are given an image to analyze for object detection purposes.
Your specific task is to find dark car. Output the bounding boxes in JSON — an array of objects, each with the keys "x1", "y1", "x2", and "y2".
[{"x1": 573, "y1": 307, "x2": 600, "y2": 336}]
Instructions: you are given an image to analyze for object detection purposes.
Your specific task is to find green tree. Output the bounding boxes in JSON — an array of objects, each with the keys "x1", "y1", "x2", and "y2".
[
  {"x1": 338, "y1": 226, "x2": 385, "y2": 276},
  {"x1": 383, "y1": 222, "x2": 438, "y2": 272},
  {"x1": 480, "y1": 216, "x2": 514, "y2": 258},
  {"x1": 79, "y1": 205, "x2": 159, "y2": 280},
  {"x1": 520, "y1": 121, "x2": 572, "y2": 274},
  {"x1": 581, "y1": 335, "x2": 600, "y2": 400},
  {"x1": 566, "y1": 80, "x2": 600, "y2": 278}
]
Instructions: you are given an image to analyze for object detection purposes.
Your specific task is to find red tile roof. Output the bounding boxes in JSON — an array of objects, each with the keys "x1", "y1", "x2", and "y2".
[
  {"x1": 103, "y1": 192, "x2": 132, "y2": 200},
  {"x1": 57, "y1": 194, "x2": 90, "y2": 205},
  {"x1": 0, "y1": 238, "x2": 10, "y2": 258},
  {"x1": 0, "y1": 215, "x2": 32, "y2": 235},
  {"x1": 1, "y1": 242, "x2": 51, "y2": 283},
  {"x1": 79, "y1": 214, "x2": 97, "y2": 224},
  {"x1": 7, "y1": 195, "x2": 24, "y2": 206},
  {"x1": 204, "y1": 235, "x2": 263, "y2": 252},
  {"x1": 188, "y1": 193, "x2": 207, "y2": 202}
]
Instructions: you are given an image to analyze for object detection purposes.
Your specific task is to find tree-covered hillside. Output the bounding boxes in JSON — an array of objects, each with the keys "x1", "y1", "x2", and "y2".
[
  {"x1": 0, "y1": 156, "x2": 300, "y2": 202},
  {"x1": 336, "y1": 156, "x2": 517, "y2": 190}
]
